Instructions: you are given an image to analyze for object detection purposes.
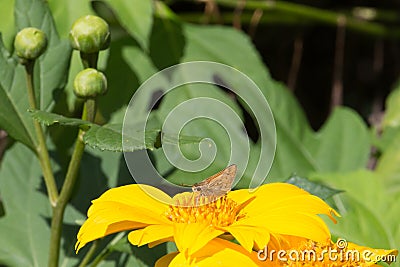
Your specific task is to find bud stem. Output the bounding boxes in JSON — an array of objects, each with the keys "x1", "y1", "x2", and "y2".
[
  {"x1": 80, "y1": 52, "x2": 99, "y2": 69},
  {"x1": 24, "y1": 60, "x2": 59, "y2": 206},
  {"x1": 48, "y1": 52, "x2": 100, "y2": 267}
]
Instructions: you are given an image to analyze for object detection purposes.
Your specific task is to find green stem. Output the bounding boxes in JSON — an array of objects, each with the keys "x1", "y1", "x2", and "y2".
[
  {"x1": 48, "y1": 130, "x2": 86, "y2": 267},
  {"x1": 80, "y1": 52, "x2": 99, "y2": 69},
  {"x1": 78, "y1": 240, "x2": 100, "y2": 267},
  {"x1": 212, "y1": 0, "x2": 400, "y2": 38},
  {"x1": 48, "y1": 52, "x2": 99, "y2": 267},
  {"x1": 24, "y1": 61, "x2": 59, "y2": 206},
  {"x1": 89, "y1": 233, "x2": 125, "y2": 267},
  {"x1": 89, "y1": 249, "x2": 112, "y2": 267}
]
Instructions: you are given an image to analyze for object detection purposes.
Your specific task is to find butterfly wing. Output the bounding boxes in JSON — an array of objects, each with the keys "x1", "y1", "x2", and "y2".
[{"x1": 192, "y1": 165, "x2": 237, "y2": 197}]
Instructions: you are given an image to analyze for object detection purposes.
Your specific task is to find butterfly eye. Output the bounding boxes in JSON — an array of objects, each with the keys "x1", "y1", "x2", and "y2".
[{"x1": 193, "y1": 187, "x2": 201, "y2": 192}]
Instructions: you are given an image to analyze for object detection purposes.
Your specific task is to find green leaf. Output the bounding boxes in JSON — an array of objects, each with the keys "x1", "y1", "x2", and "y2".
[
  {"x1": 0, "y1": 144, "x2": 52, "y2": 266},
  {"x1": 83, "y1": 124, "x2": 159, "y2": 152},
  {"x1": 311, "y1": 170, "x2": 399, "y2": 250},
  {"x1": 30, "y1": 109, "x2": 91, "y2": 129},
  {"x1": 0, "y1": 0, "x2": 15, "y2": 51},
  {"x1": 305, "y1": 107, "x2": 370, "y2": 172},
  {"x1": 98, "y1": 37, "x2": 141, "y2": 121},
  {"x1": 0, "y1": 0, "x2": 71, "y2": 150},
  {"x1": 383, "y1": 87, "x2": 400, "y2": 129},
  {"x1": 0, "y1": 37, "x2": 37, "y2": 150},
  {"x1": 31, "y1": 110, "x2": 202, "y2": 152},
  {"x1": 285, "y1": 175, "x2": 343, "y2": 200},
  {"x1": 121, "y1": 20, "x2": 371, "y2": 186},
  {"x1": 47, "y1": 0, "x2": 93, "y2": 38},
  {"x1": 268, "y1": 107, "x2": 370, "y2": 180},
  {"x1": 375, "y1": 129, "x2": 400, "y2": 191},
  {"x1": 375, "y1": 85, "x2": 400, "y2": 191},
  {"x1": 184, "y1": 23, "x2": 370, "y2": 179},
  {"x1": 149, "y1": 17, "x2": 184, "y2": 70},
  {"x1": 99, "y1": 0, "x2": 153, "y2": 50}
]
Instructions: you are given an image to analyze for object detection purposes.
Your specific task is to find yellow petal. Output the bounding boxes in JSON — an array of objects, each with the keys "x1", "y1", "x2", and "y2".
[
  {"x1": 240, "y1": 213, "x2": 331, "y2": 244},
  {"x1": 174, "y1": 223, "x2": 224, "y2": 255},
  {"x1": 92, "y1": 184, "x2": 172, "y2": 212},
  {"x1": 157, "y1": 238, "x2": 269, "y2": 267},
  {"x1": 87, "y1": 201, "x2": 170, "y2": 224},
  {"x1": 76, "y1": 184, "x2": 172, "y2": 252},
  {"x1": 236, "y1": 185, "x2": 337, "y2": 219},
  {"x1": 149, "y1": 236, "x2": 175, "y2": 248},
  {"x1": 128, "y1": 224, "x2": 174, "y2": 246},
  {"x1": 196, "y1": 249, "x2": 261, "y2": 267},
  {"x1": 347, "y1": 241, "x2": 398, "y2": 265},
  {"x1": 155, "y1": 252, "x2": 180, "y2": 267},
  {"x1": 222, "y1": 224, "x2": 270, "y2": 252},
  {"x1": 75, "y1": 220, "x2": 145, "y2": 252},
  {"x1": 76, "y1": 201, "x2": 169, "y2": 251},
  {"x1": 229, "y1": 183, "x2": 309, "y2": 204}
]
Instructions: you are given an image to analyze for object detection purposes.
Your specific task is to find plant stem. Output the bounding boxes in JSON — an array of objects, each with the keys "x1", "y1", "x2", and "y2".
[
  {"x1": 78, "y1": 240, "x2": 100, "y2": 267},
  {"x1": 89, "y1": 233, "x2": 125, "y2": 267},
  {"x1": 80, "y1": 52, "x2": 99, "y2": 69},
  {"x1": 48, "y1": 52, "x2": 98, "y2": 267},
  {"x1": 212, "y1": 0, "x2": 400, "y2": 39},
  {"x1": 48, "y1": 102, "x2": 96, "y2": 267},
  {"x1": 24, "y1": 61, "x2": 59, "y2": 206}
]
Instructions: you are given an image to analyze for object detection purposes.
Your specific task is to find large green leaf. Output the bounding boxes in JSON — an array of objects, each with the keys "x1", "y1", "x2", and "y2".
[
  {"x1": 305, "y1": 107, "x2": 370, "y2": 172},
  {"x1": 154, "y1": 83, "x2": 251, "y2": 185},
  {"x1": 0, "y1": 0, "x2": 71, "y2": 150},
  {"x1": 184, "y1": 23, "x2": 370, "y2": 180},
  {"x1": 0, "y1": 38, "x2": 36, "y2": 149},
  {"x1": 149, "y1": 17, "x2": 184, "y2": 70},
  {"x1": 99, "y1": 0, "x2": 153, "y2": 50},
  {"x1": 47, "y1": 0, "x2": 93, "y2": 38},
  {"x1": 0, "y1": 143, "x2": 92, "y2": 267},
  {"x1": 0, "y1": 143, "x2": 165, "y2": 266},
  {"x1": 99, "y1": 36, "x2": 141, "y2": 121},
  {"x1": 375, "y1": 129, "x2": 400, "y2": 191},
  {"x1": 0, "y1": 0, "x2": 15, "y2": 51},
  {"x1": 0, "y1": 143, "x2": 157, "y2": 266},
  {"x1": 0, "y1": 144, "x2": 52, "y2": 266},
  {"x1": 142, "y1": 21, "x2": 370, "y2": 185},
  {"x1": 375, "y1": 85, "x2": 400, "y2": 192}
]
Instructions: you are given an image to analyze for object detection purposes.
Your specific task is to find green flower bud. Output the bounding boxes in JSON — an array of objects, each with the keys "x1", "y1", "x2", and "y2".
[
  {"x1": 14, "y1": 27, "x2": 47, "y2": 61},
  {"x1": 73, "y1": 68, "x2": 107, "y2": 99},
  {"x1": 69, "y1": 15, "x2": 110, "y2": 53}
]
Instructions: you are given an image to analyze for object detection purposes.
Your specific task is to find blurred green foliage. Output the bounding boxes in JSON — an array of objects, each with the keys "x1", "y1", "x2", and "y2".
[{"x1": 0, "y1": 0, "x2": 398, "y2": 266}]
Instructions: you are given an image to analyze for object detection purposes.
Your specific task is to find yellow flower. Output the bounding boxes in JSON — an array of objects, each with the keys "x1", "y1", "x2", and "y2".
[{"x1": 76, "y1": 183, "x2": 338, "y2": 262}]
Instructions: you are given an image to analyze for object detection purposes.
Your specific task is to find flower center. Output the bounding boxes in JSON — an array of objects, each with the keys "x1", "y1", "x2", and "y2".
[
  {"x1": 284, "y1": 240, "x2": 369, "y2": 267},
  {"x1": 165, "y1": 195, "x2": 244, "y2": 227}
]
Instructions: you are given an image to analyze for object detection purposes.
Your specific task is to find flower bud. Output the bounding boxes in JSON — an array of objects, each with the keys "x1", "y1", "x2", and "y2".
[
  {"x1": 69, "y1": 15, "x2": 110, "y2": 53},
  {"x1": 73, "y1": 68, "x2": 107, "y2": 99},
  {"x1": 14, "y1": 27, "x2": 47, "y2": 61}
]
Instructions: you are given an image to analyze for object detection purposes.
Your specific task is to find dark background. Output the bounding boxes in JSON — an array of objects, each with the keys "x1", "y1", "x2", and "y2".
[{"x1": 168, "y1": 0, "x2": 400, "y2": 129}]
